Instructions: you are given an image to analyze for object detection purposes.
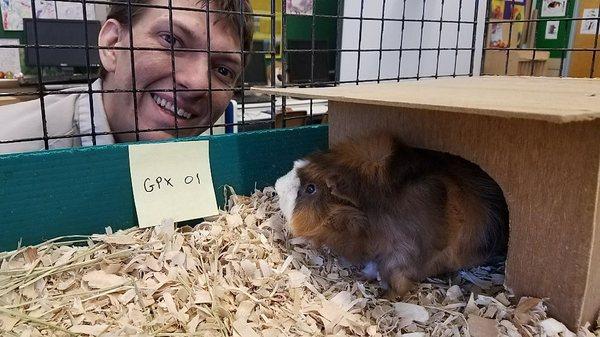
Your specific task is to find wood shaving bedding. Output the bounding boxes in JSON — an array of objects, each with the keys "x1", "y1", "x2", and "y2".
[{"x1": 0, "y1": 187, "x2": 598, "y2": 337}]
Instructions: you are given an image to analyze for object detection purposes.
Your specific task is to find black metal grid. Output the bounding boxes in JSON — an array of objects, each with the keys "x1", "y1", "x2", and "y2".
[{"x1": 2, "y1": 0, "x2": 581, "y2": 151}]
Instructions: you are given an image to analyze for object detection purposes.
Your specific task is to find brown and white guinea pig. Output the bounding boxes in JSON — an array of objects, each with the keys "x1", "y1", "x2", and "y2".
[{"x1": 274, "y1": 132, "x2": 509, "y2": 299}]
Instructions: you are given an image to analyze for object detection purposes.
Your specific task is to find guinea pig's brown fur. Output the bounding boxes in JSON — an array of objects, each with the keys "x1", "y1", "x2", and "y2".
[{"x1": 287, "y1": 132, "x2": 509, "y2": 298}]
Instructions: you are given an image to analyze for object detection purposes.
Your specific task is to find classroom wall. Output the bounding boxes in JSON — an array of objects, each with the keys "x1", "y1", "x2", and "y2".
[
  {"x1": 0, "y1": 3, "x2": 105, "y2": 41},
  {"x1": 0, "y1": 2, "x2": 108, "y2": 74},
  {"x1": 339, "y1": 0, "x2": 487, "y2": 82},
  {"x1": 95, "y1": 3, "x2": 109, "y2": 22}
]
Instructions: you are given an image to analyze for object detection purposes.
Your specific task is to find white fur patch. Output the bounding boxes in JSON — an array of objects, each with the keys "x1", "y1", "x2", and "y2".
[
  {"x1": 362, "y1": 261, "x2": 380, "y2": 281},
  {"x1": 275, "y1": 160, "x2": 308, "y2": 223}
]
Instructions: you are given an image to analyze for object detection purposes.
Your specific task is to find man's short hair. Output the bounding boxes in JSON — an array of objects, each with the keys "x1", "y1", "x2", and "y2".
[{"x1": 99, "y1": 0, "x2": 254, "y2": 77}]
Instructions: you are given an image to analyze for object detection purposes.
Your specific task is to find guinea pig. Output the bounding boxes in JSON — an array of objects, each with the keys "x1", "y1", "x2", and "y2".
[{"x1": 274, "y1": 132, "x2": 509, "y2": 299}]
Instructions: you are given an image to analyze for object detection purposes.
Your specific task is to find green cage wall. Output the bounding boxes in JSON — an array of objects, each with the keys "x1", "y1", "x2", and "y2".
[{"x1": 0, "y1": 126, "x2": 328, "y2": 252}]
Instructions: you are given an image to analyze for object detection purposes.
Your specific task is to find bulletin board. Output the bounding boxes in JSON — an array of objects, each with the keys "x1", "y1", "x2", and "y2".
[{"x1": 535, "y1": 0, "x2": 576, "y2": 58}]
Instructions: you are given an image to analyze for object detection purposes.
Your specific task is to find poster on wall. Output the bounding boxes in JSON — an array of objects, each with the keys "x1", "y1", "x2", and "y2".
[
  {"x1": 488, "y1": 0, "x2": 527, "y2": 48},
  {"x1": 490, "y1": 23, "x2": 507, "y2": 48},
  {"x1": 35, "y1": 0, "x2": 55, "y2": 18},
  {"x1": 56, "y1": 1, "x2": 96, "y2": 20},
  {"x1": 286, "y1": 0, "x2": 313, "y2": 15},
  {"x1": 490, "y1": 0, "x2": 505, "y2": 19},
  {"x1": 545, "y1": 21, "x2": 560, "y2": 39},
  {"x1": 506, "y1": 0, "x2": 526, "y2": 47},
  {"x1": 580, "y1": 8, "x2": 599, "y2": 34},
  {"x1": 504, "y1": 0, "x2": 526, "y2": 19},
  {"x1": 0, "y1": 38, "x2": 21, "y2": 74},
  {"x1": 1, "y1": 0, "x2": 33, "y2": 30},
  {"x1": 541, "y1": 0, "x2": 567, "y2": 17},
  {"x1": 1, "y1": 0, "x2": 56, "y2": 31}
]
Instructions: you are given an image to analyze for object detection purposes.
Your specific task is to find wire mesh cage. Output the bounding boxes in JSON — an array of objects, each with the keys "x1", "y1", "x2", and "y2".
[
  {"x1": 1, "y1": 3, "x2": 600, "y2": 333},
  {"x1": 0, "y1": 0, "x2": 597, "y2": 154}
]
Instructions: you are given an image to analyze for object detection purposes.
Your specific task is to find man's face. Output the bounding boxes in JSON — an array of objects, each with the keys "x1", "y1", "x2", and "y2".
[{"x1": 100, "y1": 0, "x2": 242, "y2": 142}]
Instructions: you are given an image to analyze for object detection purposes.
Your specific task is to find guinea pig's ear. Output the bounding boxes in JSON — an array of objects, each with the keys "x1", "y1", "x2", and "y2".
[{"x1": 325, "y1": 173, "x2": 360, "y2": 208}]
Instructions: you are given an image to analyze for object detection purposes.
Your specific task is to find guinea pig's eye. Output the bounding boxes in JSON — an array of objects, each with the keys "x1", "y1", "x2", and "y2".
[{"x1": 305, "y1": 184, "x2": 317, "y2": 195}]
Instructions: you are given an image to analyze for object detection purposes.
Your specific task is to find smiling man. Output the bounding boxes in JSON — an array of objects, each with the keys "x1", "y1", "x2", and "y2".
[{"x1": 0, "y1": 0, "x2": 253, "y2": 153}]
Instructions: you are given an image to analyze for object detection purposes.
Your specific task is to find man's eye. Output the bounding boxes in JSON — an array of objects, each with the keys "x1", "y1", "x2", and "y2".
[
  {"x1": 160, "y1": 33, "x2": 182, "y2": 48},
  {"x1": 216, "y1": 66, "x2": 233, "y2": 78},
  {"x1": 215, "y1": 66, "x2": 238, "y2": 85}
]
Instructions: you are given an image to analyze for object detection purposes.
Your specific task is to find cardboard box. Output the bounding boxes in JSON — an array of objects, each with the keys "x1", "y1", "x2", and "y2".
[{"x1": 483, "y1": 50, "x2": 550, "y2": 76}]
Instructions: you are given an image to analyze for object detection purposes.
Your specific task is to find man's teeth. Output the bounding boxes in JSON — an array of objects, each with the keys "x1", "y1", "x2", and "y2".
[{"x1": 152, "y1": 94, "x2": 192, "y2": 119}]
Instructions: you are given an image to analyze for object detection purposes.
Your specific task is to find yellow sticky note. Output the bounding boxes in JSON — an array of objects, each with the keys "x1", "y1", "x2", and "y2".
[{"x1": 128, "y1": 141, "x2": 218, "y2": 228}]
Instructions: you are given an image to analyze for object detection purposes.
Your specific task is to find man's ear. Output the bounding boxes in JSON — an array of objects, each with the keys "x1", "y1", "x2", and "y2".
[
  {"x1": 325, "y1": 172, "x2": 361, "y2": 208},
  {"x1": 98, "y1": 19, "x2": 124, "y2": 73}
]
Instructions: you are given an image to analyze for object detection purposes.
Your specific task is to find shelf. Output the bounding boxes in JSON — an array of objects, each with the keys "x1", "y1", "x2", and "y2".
[{"x1": 252, "y1": 76, "x2": 600, "y2": 123}]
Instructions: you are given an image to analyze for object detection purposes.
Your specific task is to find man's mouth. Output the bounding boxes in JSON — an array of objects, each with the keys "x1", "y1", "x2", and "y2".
[{"x1": 151, "y1": 93, "x2": 192, "y2": 119}]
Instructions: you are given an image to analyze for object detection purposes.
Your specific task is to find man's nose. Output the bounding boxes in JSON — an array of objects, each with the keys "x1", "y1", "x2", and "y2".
[{"x1": 174, "y1": 54, "x2": 210, "y2": 95}]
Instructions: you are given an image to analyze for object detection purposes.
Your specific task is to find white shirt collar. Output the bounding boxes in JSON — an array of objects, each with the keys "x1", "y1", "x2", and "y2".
[{"x1": 77, "y1": 78, "x2": 115, "y2": 147}]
